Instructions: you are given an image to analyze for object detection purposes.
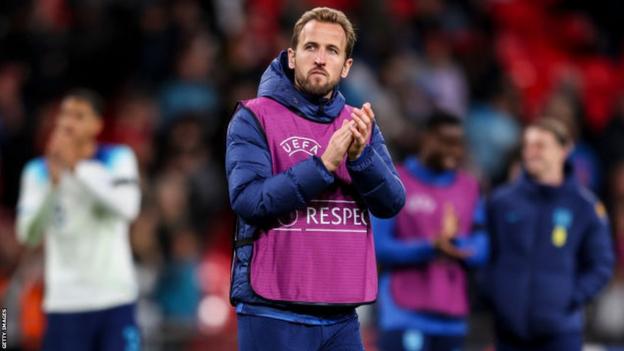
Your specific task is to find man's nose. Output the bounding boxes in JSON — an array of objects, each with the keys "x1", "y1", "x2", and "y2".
[{"x1": 314, "y1": 51, "x2": 326, "y2": 65}]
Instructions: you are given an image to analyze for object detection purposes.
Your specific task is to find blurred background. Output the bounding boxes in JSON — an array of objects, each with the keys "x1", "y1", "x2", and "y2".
[{"x1": 0, "y1": 0, "x2": 624, "y2": 350}]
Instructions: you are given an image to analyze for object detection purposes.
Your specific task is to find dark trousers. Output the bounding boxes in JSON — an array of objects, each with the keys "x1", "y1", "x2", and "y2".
[
  {"x1": 43, "y1": 303, "x2": 140, "y2": 351},
  {"x1": 377, "y1": 329, "x2": 464, "y2": 351},
  {"x1": 496, "y1": 331, "x2": 582, "y2": 351},
  {"x1": 237, "y1": 313, "x2": 364, "y2": 351}
]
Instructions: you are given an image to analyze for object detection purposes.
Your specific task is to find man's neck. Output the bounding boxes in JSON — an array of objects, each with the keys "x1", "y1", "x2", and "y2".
[
  {"x1": 418, "y1": 154, "x2": 444, "y2": 173},
  {"x1": 533, "y1": 169, "x2": 565, "y2": 186}
]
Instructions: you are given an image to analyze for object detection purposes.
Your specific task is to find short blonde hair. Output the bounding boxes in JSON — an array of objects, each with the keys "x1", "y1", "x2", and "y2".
[
  {"x1": 528, "y1": 117, "x2": 572, "y2": 146},
  {"x1": 291, "y1": 7, "x2": 357, "y2": 58}
]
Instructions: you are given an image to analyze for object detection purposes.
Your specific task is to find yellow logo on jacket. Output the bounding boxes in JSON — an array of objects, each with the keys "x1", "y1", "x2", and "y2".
[
  {"x1": 552, "y1": 226, "x2": 567, "y2": 247},
  {"x1": 552, "y1": 208, "x2": 572, "y2": 248}
]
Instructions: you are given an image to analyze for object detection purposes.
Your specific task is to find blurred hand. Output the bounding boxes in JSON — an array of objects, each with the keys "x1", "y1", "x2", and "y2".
[
  {"x1": 347, "y1": 102, "x2": 374, "y2": 161},
  {"x1": 46, "y1": 127, "x2": 79, "y2": 184},
  {"x1": 321, "y1": 120, "x2": 354, "y2": 172},
  {"x1": 434, "y1": 237, "x2": 473, "y2": 260},
  {"x1": 434, "y1": 203, "x2": 471, "y2": 260},
  {"x1": 440, "y1": 203, "x2": 459, "y2": 239}
]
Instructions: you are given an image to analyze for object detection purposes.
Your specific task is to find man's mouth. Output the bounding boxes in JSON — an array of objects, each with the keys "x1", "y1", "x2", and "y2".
[{"x1": 309, "y1": 70, "x2": 327, "y2": 77}]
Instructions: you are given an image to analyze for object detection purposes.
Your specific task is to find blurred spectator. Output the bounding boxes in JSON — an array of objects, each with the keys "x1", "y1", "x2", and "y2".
[
  {"x1": 109, "y1": 91, "x2": 158, "y2": 173},
  {"x1": 465, "y1": 77, "x2": 522, "y2": 185},
  {"x1": 159, "y1": 32, "x2": 219, "y2": 131},
  {"x1": 156, "y1": 227, "x2": 201, "y2": 326},
  {"x1": 543, "y1": 90, "x2": 602, "y2": 191},
  {"x1": 419, "y1": 29, "x2": 468, "y2": 118},
  {"x1": 599, "y1": 93, "x2": 624, "y2": 174},
  {"x1": 484, "y1": 118, "x2": 614, "y2": 351},
  {"x1": 0, "y1": 63, "x2": 33, "y2": 208},
  {"x1": 592, "y1": 161, "x2": 624, "y2": 342}
]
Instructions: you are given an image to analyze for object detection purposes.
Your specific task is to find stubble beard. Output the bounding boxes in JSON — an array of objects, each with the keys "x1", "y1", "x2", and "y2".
[{"x1": 295, "y1": 71, "x2": 340, "y2": 98}]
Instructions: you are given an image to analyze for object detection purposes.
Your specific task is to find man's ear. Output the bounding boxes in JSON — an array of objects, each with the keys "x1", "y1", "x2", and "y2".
[
  {"x1": 287, "y1": 48, "x2": 296, "y2": 69},
  {"x1": 341, "y1": 57, "x2": 353, "y2": 78}
]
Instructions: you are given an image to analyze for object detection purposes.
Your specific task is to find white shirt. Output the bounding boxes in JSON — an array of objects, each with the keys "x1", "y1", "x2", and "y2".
[{"x1": 16, "y1": 144, "x2": 141, "y2": 312}]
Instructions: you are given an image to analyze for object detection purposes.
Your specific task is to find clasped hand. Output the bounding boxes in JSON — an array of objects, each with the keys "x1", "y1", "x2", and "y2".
[{"x1": 320, "y1": 102, "x2": 375, "y2": 172}]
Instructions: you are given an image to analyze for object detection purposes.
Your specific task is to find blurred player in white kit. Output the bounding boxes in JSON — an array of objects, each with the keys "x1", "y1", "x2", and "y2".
[{"x1": 16, "y1": 89, "x2": 142, "y2": 351}]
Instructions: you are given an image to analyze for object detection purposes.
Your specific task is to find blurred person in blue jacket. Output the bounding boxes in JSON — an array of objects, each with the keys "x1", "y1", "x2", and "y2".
[
  {"x1": 372, "y1": 111, "x2": 489, "y2": 351},
  {"x1": 484, "y1": 117, "x2": 614, "y2": 351},
  {"x1": 225, "y1": 7, "x2": 405, "y2": 351}
]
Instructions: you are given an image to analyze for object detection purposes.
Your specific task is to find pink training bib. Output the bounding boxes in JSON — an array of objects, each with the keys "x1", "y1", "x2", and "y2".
[
  {"x1": 242, "y1": 97, "x2": 377, "y2": 305},
  {"x1": 391, "y1": 165, "x2": 479, "y2": 316}
]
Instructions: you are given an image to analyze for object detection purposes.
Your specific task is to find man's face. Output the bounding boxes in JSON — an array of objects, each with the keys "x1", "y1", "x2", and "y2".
[
  {"x1": 56, "y1": 97, "x2": 102, "y2": 144},
  {"x1": 423, "y1": 124, "x2": 465, "y2": 172},
  {"x1": 288, "y1": 20, "x2": 353, "y2": 98},
  {"x1": 522, "y1": 127, "x2": 568, "y2": 179}
]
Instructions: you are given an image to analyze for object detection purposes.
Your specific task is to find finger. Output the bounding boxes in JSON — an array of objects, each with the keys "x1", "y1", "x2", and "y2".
[
  {"x1": 362, "y1": 102, "x2": 375, "y2": 121},
  {"x1": 341, "y1": 119, "x2": 355, "y2": 131},
  {"x1": 352, "y1": 108, "x2": 371, "y2": 126},
  {"x1": 359, "y1": 111, "x2": 373, "y2": 133},
  {"x1": 440, "y1": 242, "x2": 471, "y2": 259},
  {"x1": 337, "y1": 129, "x2": 352, "y2": 145},
  {"x1": 334, "y1": 121, "x2": 352, "y2": 138},
  {"x1": 339, "y1": 121, "x2": 355, "y2": 137},
  {"x1": 349, "y1": 125, "x2": 366, "y2": 145},
  {"x1": 351, "y1": 114, "x2": 367, "y2": 132},
  {"x1": 351, "y1": 107, "x2": 366, "y2": 121},
  {"x1": 336, "y1": 124, "x2": 354, "y2": 144}
]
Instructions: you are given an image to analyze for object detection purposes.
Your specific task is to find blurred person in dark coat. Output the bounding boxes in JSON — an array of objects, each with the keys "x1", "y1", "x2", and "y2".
[{"x1": 484, "y1": 117, "x2": 614, "y2": 351}]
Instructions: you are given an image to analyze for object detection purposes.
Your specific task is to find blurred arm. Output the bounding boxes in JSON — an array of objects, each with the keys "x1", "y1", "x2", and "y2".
[
  {"x1": 73, "y1": 146, "x2": 141, "y2": 221},
  {"x1": 16, "y1": 160, "x2": 56, "y2": 246},
  {"x1": 571, "y1": 205, "x2": 615, "y2": 308},
  {"x1": 347, "y1": 125, "x2": 406, "y2": 218},
  {"x1": 372, "y1": 215, "x2": 436, "y2": 266},
  {"x1": 455, "y1": 198, "x2": 490, "y2": 267}
]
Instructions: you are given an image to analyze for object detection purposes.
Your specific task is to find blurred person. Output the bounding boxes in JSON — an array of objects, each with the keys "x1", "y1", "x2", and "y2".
[
  {"x1": 599, "y1": 92, "x2": 624, "y2": 173},
  {"x1": 110, "y1": 91, "x2": 158, "y2": 173},
  {"x1": 484, "y1": 117, "x2": 614, "y2": 351},
  {"x1": 609, "y1": 162, "x2": 624, "y2": 275},
  {"x1": 543, "y1": 91, "x2": 602, "y2": 192},
  {"x1": 465, "y1": 77, "x2": 521, "y2": 185},
  {"x1": 419, "y1": 30, "x2": 469, "y2": 118},
  {"x1": 0, "y1": 63, "x2": 33, "y2": 209},
  {"x1": 381, "y1": 52, "x2": 436, "y2": 126},
  {"x1": 155, "y1": 227, "x2": 201, "y2": 326},
  {"x1": 591, "y1": 161, "x2": 624, "y2": 340},
  {"x1": 159, "y1": 31, "x2": 219, "y2": 128},
  {"x1": 372, "y1": 111, "x2": 488, "y2": 351},
  {"x1": 226, "y1": 7, "x2": 405, "y2": 351},
  {"x1": 157, "y1": 115, "x2": 227, "y2": 231},
  {"x1": 16, "y1": 89, "x2": 142, "y2": 351}
]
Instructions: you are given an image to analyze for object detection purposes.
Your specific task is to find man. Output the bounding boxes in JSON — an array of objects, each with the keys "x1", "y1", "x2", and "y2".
[
  {"x1": 17, "y1": 89, "x2": 141, "y2": 350},
  {"x1": 225, "y1": 7, "x2": 406, "y2": 351},
  {"x1": 485, "y1": 117, "x2": 614, "y2": 351},
  {"x1": 372, "y1": 112, "x2": 488, "y2": 351}
]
